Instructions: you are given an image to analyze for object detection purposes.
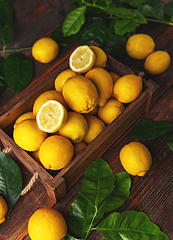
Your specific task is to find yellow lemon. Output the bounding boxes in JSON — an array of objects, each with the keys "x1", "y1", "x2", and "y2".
[
  {"x1": 113, "y1": 74, "x2": 143, "y2": 103},
  {"x1": 109, "y1": 71, "x2": 121, "y2": 98},
  {"x1": 73, "y1": 141, "x2": 87, "y2": 157},
  {"x1": 85, "y1": 67, "x2": 113, "y2": 107},
  {"x1": 83, "y1": 115, "x2": 106, "y2": 144},
  {"x1": 62, "y1": 75, "x2": 98, "y2": 113},
  {"x1": 39, "y1": 135, "x2": 74, "y2": 170},
  {"x1": 54, "y1": 68, "x2": 79, "y2": 92},
  {"x1": 98, "y1": 99, "x2": 124, "y2": 125},
  {"x1": 69, "y1": 45, "x2": 95, "y2": 73},
  {"x1": 28, "y1": 208, "x2": 67, "y2": 240},
  {"x1": 89, "y1": 45, "x2": 107, "y2": 68},
  {"x1": 32, "y1": 37, "x2": 59, "y2": 63},
  {"x1": 59, "y1": 111, "x2": 88, "y2": 143},
  {"x1": 36, "y1": 100, "x2": 68, "y2": 133},
  {"x1": 144, "y1": 50, "x2": 171, "y2": 75},
  {"x1": 119, "y1": 141, "x2": 152, "y2": 176},
  {"x1": 14, "y1": 111, "x2": 35, "y2": 128},
  {"x1": 0, "y1": 195, "x2": 8, "y2": 224},
  {"x1": 126, "y1": 33, "x2": 155, "y2": 59},
  {"x1": 13, "y1": 119, "x2": 47, "y2": 151},
  {"x1": 33, "y1": 90, "x2": 68, "y2": 117}
]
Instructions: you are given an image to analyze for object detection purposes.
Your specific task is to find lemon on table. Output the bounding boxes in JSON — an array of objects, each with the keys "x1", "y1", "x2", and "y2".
[
  {"x1": 113, "y1": 74, "x2": 143, "y2": 103},
  {"x1": 59, "y1": 111, "x2": 88, "y2": 143},
  {"x1": 32, "y1": 37, "x2": 59, "y2": 63},
  {"x1": 89, "y1": 45, "x2": 107, "y2": 68},
  {"x1": 144, "y1": 50, "x2": 171, "y2": 75},
  {"x1": 33, "y1": 90, "x2": 68, "y2": 116},
  {"x1": 83, "y1": 115, "x2": 106, "y2": 144},
  {"x1": 39, "y1": 135, "x2": 74, "y2": 170},
  {"x1": 36, "y1": 100, "x2": 68, "y2": 133},
  {"x1": 119, "y1": 141, "x2": 152, "y2": 176},
  {"x1": 126, "y1": 33, "x2": 155, "y2": 59},
  {"x1": 62, "y1": 75, "x2": 98, "y2": 113},
  {"x1": 13, "y1": 111, "x2": 35, "y2": 128},
  {"x1": 28, "y1": 208, "x2": 67, "y2": 240},
  {"x1": 85, "y1": 67, "x2": 113, "y2": 107},
  {"x1": 73, "y1": 141, "x2": 87, "y2": 157},
  {"x1": 0, "y1": 195, "x2": 8, "y2": 224},
  {"x1": 98, "y1": 99, "x2": 124, "y2": 125},
  {"x1": 69, "y1": 45, "x2": 95, "y2": 73},
  {"x1": 54, "y1": 68, "x2": 79, "y2": 92},
  {"x1": 13, "y1": 119, "x2": 47, "y2": 151}
]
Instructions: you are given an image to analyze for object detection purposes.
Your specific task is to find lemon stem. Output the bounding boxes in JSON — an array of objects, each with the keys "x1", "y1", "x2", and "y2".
[
  {"x1": 146, "y1": 18, "x2": 173, "y2": 26},
  {"x1": 0, "y1": 47, "x2": 32, "y2": 53}
]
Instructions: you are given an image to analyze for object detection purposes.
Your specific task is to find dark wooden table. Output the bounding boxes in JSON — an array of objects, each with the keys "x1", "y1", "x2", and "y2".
[{"x1": 0, "y1": 1, "x2": 172, "y2": 239}]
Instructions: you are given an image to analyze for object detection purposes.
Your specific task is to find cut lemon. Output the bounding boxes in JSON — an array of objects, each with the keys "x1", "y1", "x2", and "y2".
[
  {"x1": 36, "y1": 100, "x2": 68, "y2": 133},
  {"x1": 69, "y1": 45, "x2": 95, "y2": 73}
]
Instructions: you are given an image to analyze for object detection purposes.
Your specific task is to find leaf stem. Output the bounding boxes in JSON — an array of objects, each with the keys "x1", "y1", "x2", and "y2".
[
  {"x1": 146, "y1": 18, "x2": 173, "y2": 26},
  {"x1": 0, "y1": 47, "x2": 32, "y2": 53},
  {"x1": 84, "y1": 206, "x2": 98, "y2": 239}
]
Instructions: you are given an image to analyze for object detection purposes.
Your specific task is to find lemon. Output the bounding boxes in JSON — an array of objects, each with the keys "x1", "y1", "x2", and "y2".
[
  {"x1": 36, "y1": 100, "x2": 68, "y2": 133},
  {"x1": 69, "y1": 45, "x2": 95, "y2": 73},
  {"x1": 32, "y1": 37, "x2": 59, "y2": 63},
  {"x1": 119, "y1": 141, "x2": 152, "y2": 176},
  {"x1": 62, "y1": 75, "x2": 98, "y2": 113},
  {"x1": 73, "y1": 141, "x2": 87, "y2": 157},
  {"x1": 39, "y1": 135, "x2": 74, "y2": 170},
  {"x1": 144, "y1": 50, "x2": 171, "y2": 75},
  {"x1": 89, "y1": 45, "x2": 107, "y2": 68},
  {"x1": 28, "y1": 208, "x2": 67, "y2": 240},
  {"x1": 0, "y1": 195, "x2": 8, "y2": 224},
  {"x1": 33, "y1": 90, "x2": 68, "y2": 117},
  {"x1": 59, "y1": 111, "x2": 88, "y2": 143},
  {"x1": 31, "y1": 149, "x2": 41, "y2": 165},
  {"x1": 13, "y1": 119, "x2": 47, "y2": 151},
  {"x1": 109, "y1": 71, "x2": 121, "y2": 98},
  {"x1": 85, "y1": 67, "x2": 113, "y2": 107},
  {"x1": 14, "y1": 111, "x2": 35, "y2": 128},
  {"x1": 83, "y1": 115, "x2": 106, "y2": 144},
  {"x1": 113, "y1": 74, "x2": 143, "y2": 103},
  {"x1": 54, "y1": 68, "x2": 79, "y2": 92},
  {"x1": 126, "y1": 33, "x2": 155, "y2": 59},
  {"x1": 98, "y1": 99, "x2": 124, "y2": 125}
]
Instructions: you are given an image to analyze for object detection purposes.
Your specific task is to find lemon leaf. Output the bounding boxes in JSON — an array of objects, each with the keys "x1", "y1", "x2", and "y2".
[
  {"x1": 4, "y1": 52, "x2": 33, "y2": 94},
  {"x1": 0, "y1": 57, "x2": 8, "y2": 94},
  {"x1": 114, "y1": 19, "x2": 139, "y2": 35},
  {"x1": 0, "y1": 23, "x2": 13, "y2": 47},
  {"x1": 130, "y1": 119, "x2": 173, "y2": 140},
  {"x1": 0, "y1": 151, "x2": 23, "y2": 212},
  {"x1": 96, "y1": 210, "x2": 169, "y2": 240},
  {"x1": 165, "y1": 134, "x2": 173, "y2": 151},
  {"x1": 62, "y1": 6, "x2": 86, "y2": 37},
  {"x1": 0, "y1": 0, "x2": 13, "y2": 25},
  {"x1": 80, "y1": 158, "x2": 115, "y2": 206}
]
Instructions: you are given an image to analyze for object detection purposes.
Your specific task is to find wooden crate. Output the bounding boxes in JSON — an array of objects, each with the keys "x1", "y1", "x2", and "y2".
[{"x1": 0, "y1": 43, "x2": 159, "y2": 202}]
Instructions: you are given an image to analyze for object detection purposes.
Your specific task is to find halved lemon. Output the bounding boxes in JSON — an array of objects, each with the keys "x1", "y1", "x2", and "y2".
[
  {"x1": 36, "y1": 100, "x2": 68, "y2": 133},
  {"x1": 69, "y1": 45, "x2": 95, "y2": 73}
]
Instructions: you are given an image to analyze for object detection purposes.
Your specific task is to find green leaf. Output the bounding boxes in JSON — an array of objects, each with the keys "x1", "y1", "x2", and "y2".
[
  {"x1": 114, "y1": 19, "x2": 139, "y2": 35},
  {"x1": 165, "y1": 134, "x2": 173, "y2": 151},
  {"x1": 0, "y1": 23, "x2": 13, "y2": 47},
  {"x1": 62, "y1": 6, "x2": 86, "y2": 37},
  {"x1": 68, "y1": 192, "x2": 97, "y2": 239},
  {"x1": 80, "y1": 18, "x2": 107, "y2": 46},
  {"x1": 130, "y1": 119, "x2": 173, "y2": 140},
  {"x1": 0, "y1": 151, "x2": 23, "y2": 213},
  {"x1": 107, "y1": 7, "x2": 136, "y2": 19},
  {"x1": 139, "y1": 1, "x2": 165, "y2": 20},
  {"x1": 164, "y1": 2, "x2": 173, "y2": 22},
  {"x1": 97, "y1": 172, "x2": 131, "y2": 214},
  {"x1": 96, "y1": 210, "x2": 169, "y2": 240},
  {"x1": 0, "y1": 57, "x2": 8, "y2": 94},
  {"x1": 121, "y1": 0, "x2": 145, "y2": 8},
  {"x1": 4, "y1": 53, "x2": 33, "y2": 94},
  {"x1": 0, "y1": 0, "x2": 13, "y2": 25},
  {"x1": 131, "y1": 9, "x2": 147, "y2": 24},
  {"x1": 80, "y1": 158, "x2": 115, "y2": 206},
  {"x1": 65, "y1": 234, "x2": 80, "y2": 240}
]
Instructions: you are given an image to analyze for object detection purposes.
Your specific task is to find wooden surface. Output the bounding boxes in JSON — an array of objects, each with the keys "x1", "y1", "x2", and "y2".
[{"x1": 0, "y1": 0, "x2": 173, "y2": 239}]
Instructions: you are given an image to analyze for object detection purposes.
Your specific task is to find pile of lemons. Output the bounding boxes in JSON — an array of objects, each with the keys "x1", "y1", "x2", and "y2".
[{"x1": 13, "y1": 44, "x2": 143, "y2": 172}]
